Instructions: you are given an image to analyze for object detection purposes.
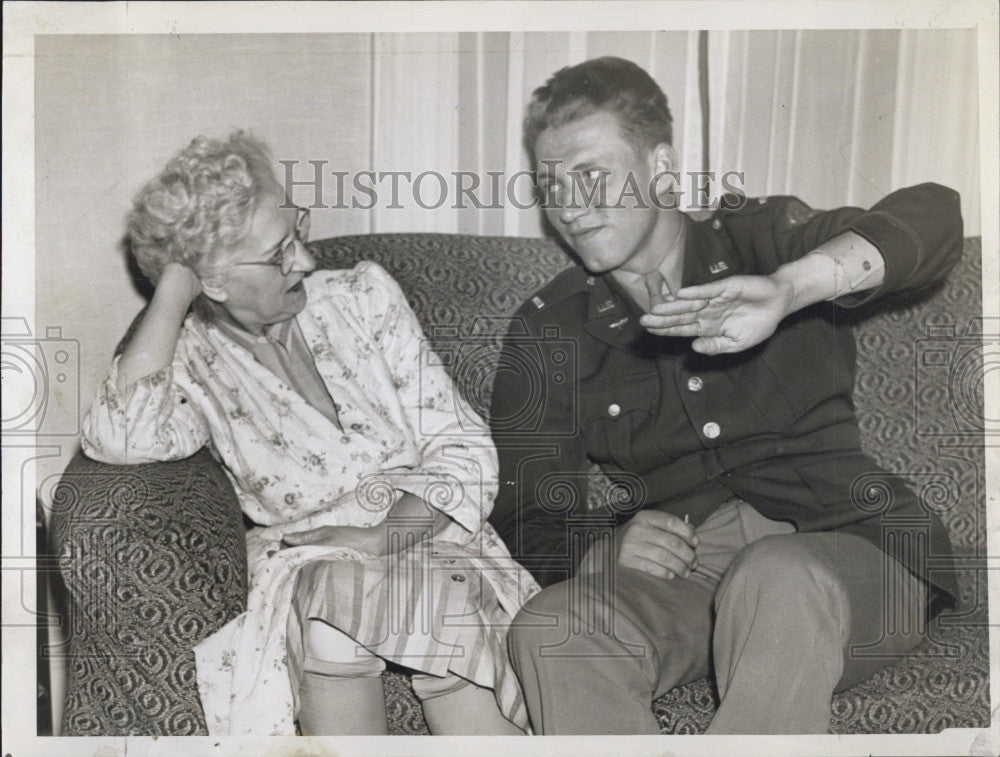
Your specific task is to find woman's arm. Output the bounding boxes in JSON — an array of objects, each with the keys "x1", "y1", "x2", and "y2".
[
  {"x1": 82, "y1": 262, "x2": 210, "y2": 464},
  {"x1": 352, "y1": 264, "x2": 500, "y2": 535},
  {"x1": 281, "y1": 491, "x2": 451, "y2": 555},
  {"x1": 116, "y1": 262, "x2": 202, "y2": 389}
]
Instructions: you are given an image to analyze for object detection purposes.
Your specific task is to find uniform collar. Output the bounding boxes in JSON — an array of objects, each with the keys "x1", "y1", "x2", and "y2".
[{"x1": 583, "y1": 212, "x2": 740, "y2": 349}]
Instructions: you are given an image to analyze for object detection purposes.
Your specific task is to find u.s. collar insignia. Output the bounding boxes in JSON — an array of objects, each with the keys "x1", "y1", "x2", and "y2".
[
  {"x1": 597, "y1": 299, "x2": 616, "y2": 313},
  {"x1": 709, "y1": 261, "x2": 729, "y2": 275},
  {"x1": 609, "y1": 317, "x2": 629, "y2": 330}
]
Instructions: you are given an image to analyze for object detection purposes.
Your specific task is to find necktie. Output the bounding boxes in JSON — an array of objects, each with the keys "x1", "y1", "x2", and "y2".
[{"x1": 644, "y1": 269, "x2": 674, "y2": 309}]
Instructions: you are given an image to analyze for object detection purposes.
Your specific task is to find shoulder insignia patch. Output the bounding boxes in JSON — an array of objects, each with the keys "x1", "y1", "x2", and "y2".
[{"x1": 785, "y1": 199, "x2": 819, "y2": 226}]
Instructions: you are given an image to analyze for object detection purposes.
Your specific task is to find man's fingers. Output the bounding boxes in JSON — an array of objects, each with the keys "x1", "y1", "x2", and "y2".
[
  {"x1": 620, "y1": 551, "x2": 695, "y2": 580},
  {"x1": 643, "y1": 323, "x2": 703, "y2": 337},
  {"x1": 641, "y1": 311, "x2": 702, "y2": 326},
  {"x1": 635, "y1": 510, "x2": 699, "y2": 546},
  {"x1": 675, "y1": 281, "x2": 728, "y2": 300},
  {"x1": 647, "y1": 299, "x2": 707, "y2": 316},
  {"x1": 620, "y1": 553, "x2": 678, "y2": 580},
  {"x1": 634, "y1": 537, "x2": 697, "y2": 570},
  {"x1": 692, "y1": 335, "x2": 740, "y2": 355}
]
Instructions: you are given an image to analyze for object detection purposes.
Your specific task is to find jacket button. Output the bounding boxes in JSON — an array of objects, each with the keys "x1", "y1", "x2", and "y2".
[
  {"x1": 451, "y1": 574, "x2": 466, "y2": 583},
  {"x1": 702, "y1": 422, "x2": 721, "y2": 439},
  {"x1": 712, "y1": 219, "x2": 722, "y2": 230},
  {"x1": 608, "y1": 403, "x2": 621, "y2": 417},
  {"x1": 687, "y1": 376, "x2": 704, "y2": 392}
]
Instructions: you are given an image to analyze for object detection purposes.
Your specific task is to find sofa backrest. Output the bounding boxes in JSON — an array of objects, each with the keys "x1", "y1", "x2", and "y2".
[{"x1": 310, "y1": 233, "x2": 985, "y2": 552}]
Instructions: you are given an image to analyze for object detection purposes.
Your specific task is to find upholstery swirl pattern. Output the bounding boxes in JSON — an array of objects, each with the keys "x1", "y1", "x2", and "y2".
[
  {"x1": 53, "y1": 448, "x2": 247, "y2": 735},
  {"x1": 54, "y1": 234, "x2": 986, "y2": 735}
]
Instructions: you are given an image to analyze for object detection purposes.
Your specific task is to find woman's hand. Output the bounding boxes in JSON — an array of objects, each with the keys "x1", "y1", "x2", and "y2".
[
  {"x1": 281, "y1": 493, "x2": 449, "y2": 556},
  {"x1": 158, "y1": 261, "x2": 203, "y2": 307}
]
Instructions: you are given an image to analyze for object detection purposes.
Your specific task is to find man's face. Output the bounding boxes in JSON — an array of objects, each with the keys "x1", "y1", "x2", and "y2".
[{"x1": 534, "y1": 109, "x2": 676, "y2": 276}]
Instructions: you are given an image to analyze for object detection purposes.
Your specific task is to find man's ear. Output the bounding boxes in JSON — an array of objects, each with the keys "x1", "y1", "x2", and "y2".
[
  {"x1": 652, "y1": 143, "x2": 677, "y2": 173},
  {"x1": 200, "y1": 279, "x2": 229, "y2": 303},
  {"x1": 651, "y1": 143, "x2": 680, "y2": 199}
]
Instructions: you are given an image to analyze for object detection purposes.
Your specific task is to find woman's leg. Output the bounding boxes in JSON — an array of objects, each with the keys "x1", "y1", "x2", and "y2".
[
  {"x1": 413, "y1": 674, "x2": 525, "y2": 735},
  {"x1": 297, "y1": 619, "x2": 389, "y2": 735}
]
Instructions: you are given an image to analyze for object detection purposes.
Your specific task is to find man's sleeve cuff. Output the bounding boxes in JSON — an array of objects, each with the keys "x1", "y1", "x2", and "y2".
[{"x1": 847, "y1": 210, "x2": 921, "y2": 292}]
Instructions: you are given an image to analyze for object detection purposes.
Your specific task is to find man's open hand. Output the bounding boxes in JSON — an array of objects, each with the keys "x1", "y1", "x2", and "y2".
[{"x1": 639, "y1": 274, "x2": 794, "y2": 355}]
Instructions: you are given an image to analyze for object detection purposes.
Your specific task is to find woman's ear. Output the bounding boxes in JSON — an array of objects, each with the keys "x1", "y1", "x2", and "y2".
[{"x1": 200, "y1": 278, "x2": 229, "y2": 303}]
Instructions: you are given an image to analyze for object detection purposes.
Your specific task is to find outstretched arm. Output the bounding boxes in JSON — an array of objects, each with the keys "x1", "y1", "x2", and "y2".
[{"x1": 640, "y1": 231, "x2": 882, "y2": 354}]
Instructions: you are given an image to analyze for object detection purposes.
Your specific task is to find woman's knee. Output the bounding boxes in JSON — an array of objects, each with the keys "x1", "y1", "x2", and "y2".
[{"x1": 303, "y1": 619, "x2": 385, "y2": 678}]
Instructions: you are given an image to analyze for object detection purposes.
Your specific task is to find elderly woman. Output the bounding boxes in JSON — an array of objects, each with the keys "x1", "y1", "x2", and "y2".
[{"x1": 82, "y1": 132, "x2": 538, "y2": 736}]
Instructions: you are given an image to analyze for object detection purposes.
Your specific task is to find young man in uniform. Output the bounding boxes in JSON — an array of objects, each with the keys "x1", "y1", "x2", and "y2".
[{"x1": 489, "y1": 56, "x2": 962, "y2": 734}]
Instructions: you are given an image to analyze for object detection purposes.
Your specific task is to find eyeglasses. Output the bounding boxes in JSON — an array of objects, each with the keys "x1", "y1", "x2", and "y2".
[{"x1": 234, "y1": 206, "x2": 311, "y2": 276}]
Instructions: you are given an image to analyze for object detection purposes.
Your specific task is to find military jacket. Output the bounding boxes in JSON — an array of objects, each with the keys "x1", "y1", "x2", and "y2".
[{"x1": 489, "y1": 182, "x2": 963, "y2": 607}]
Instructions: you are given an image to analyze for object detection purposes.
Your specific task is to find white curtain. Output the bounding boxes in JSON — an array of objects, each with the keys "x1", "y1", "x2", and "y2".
[
  {"x1": 359, "y1": 29, "x2": 980, "y2": 235},
  {"x1": 705, "y1": 29, "x2": 979, "y2": 232}
]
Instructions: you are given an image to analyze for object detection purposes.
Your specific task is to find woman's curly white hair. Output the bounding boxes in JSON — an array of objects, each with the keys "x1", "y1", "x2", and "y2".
[{"x1": 127, "y1": 131, "x2": 275, "y2": 284}]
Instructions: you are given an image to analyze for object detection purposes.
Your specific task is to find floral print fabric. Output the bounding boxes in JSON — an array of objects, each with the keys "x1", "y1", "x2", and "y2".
[{"x1": 82, "y1": 262, "x2": 539, "y2": 734}]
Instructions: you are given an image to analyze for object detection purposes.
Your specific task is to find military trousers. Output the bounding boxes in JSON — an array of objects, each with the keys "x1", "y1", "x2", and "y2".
[{"x1": 507, "y1": 498, "x2": 930, "y2": 734}]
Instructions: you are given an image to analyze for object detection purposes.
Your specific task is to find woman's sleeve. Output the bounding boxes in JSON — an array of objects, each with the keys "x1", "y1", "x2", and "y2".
[
  {"x1": 356, "y1": 262, "x2": 498, "y2": 537},
  {"x1": 81, "y1": 353, "x2": 211, "y2": 464}
]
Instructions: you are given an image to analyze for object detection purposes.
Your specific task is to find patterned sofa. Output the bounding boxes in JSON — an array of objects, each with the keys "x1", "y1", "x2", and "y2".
[{"x1": 52, "y1": 232, "x2": 988, "y2": 736}]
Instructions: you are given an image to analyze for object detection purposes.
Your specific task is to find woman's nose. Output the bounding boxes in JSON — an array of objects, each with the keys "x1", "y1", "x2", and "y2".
[{"x1": 290, "y1": 239, "x2": 316, "y2": 274}]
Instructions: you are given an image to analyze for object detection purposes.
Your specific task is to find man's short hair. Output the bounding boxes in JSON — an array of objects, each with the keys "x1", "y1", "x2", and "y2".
[{"x1": 524, "y1": 56, "x2": 674, "y2": 158}]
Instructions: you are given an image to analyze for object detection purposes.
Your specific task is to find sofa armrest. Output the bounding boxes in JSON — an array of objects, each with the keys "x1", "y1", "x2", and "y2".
[{"x1": 50, "y1": 447, "x2": 247, "y2": 735}]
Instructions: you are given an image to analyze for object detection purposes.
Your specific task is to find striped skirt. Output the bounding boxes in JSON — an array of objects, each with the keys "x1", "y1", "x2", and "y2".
[
  {"x1": 289, "y1": 541, "x2": 532, "y2": 728},
  {"x1": 195, "y1": 529, "x2": 538, "y2": 735}
]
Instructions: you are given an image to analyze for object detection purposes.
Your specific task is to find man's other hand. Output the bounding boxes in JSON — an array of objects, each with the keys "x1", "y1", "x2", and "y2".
[{"x1": 582, "y1": 510, "x2": 700, "y2": 580}]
